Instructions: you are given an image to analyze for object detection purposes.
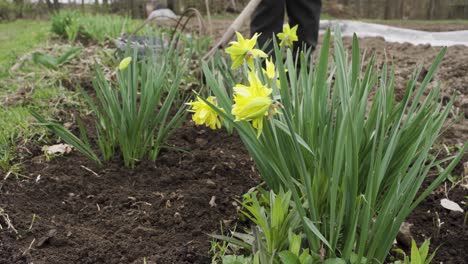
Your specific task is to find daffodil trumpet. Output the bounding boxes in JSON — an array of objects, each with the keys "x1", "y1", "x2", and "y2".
[
  {"x1": 187, "y1": 95, "x2": 223, "y2": 130},
  {"x1": 232, "y1": 71, "x2": 277, "y2": 137}
]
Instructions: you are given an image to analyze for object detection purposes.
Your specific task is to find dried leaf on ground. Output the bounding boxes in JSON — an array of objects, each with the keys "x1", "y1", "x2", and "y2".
[
  {"x1": 440, "y1": 198, "x2": 464, "y2": 212},
  {"x1": 42, "y1": 144, "x2": 73, "y2": 155}
]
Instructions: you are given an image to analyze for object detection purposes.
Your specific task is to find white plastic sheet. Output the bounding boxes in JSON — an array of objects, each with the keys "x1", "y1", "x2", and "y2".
[{"x1": 320, "y1": 20, "x2": 468, "y2": 47}]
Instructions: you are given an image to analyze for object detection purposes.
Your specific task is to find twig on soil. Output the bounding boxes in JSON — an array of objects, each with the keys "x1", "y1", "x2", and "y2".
[
  {"x1": 0, "y1": 208, "x2": 19, "y2": 235},
  {"x1": 21, "y1": 238, "x2": 35, "y2": 256},
  {"x1": 80, "y1": 165, "x2": 100, "y2": 177},
  {"x1": 28, "y1": 214, "x2": 38, "y2": 231},
  {"x1": 433, "y1": 211, "x2": 443, "y2": 240}
]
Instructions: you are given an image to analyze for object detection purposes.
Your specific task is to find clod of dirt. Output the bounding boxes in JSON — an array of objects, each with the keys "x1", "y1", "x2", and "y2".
[
  {"x1": 195, "y1": 137, "x2": 208, "y2": 147},
  {"x1": 36, "y1": 229, "x2": 57, "y2": 248},
  {"x1": 174, "y1": 212, "x2": 182, "y2": 224},
  {"x1": 209, "y1": 196, "x2": 217, "y2": 207},
  {"x1": 206, "y1": 179, "x2": 216, "y2": 187},
  {"x1": 396, "y1": 222, "x2": 413, "y2": 249}
]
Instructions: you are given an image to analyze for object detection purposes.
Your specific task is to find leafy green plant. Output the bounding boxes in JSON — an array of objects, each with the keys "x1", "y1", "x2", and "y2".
[
  {"x1": 51, "y1": 11, "x2": 76, "y2": 38},
  {"x1": 222, "y1": 255, "x2": 252, "y2": 264},
  {"x1": 212, "y1": 189, "x2": 316, "y2": 264},
  {"x1": 32, "y1": 47, "x2": 82, "y2": 70},
  {"x1": 50, "y1": 11, "x2": 137, "y2": 44},
  {"x1": 32, "y1": 45, "x2": 189, "y2": 168},
  {"x1": 199, "y1": 27, "x2": 466, "y2": 263},
  {"x1": 79, "y1": 14, "x2": 134, "y2": 43},
  {"x1": 394, "y1": 239, "x2": 438, "y2": 264},
  {"x1": 64, "y1": 17, "x2": 81, "y2": 43}
]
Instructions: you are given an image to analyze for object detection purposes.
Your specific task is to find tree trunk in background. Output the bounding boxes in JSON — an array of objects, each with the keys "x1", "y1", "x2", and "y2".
[
  {"x1": 13, "y1": 0, "x2": 24, "y2": 18},
  {"x1": 53, "y1": 0, "x2": 59, "y2": 10},
  {"x1": 466, "y1": 0, "x2": 468, "y2": 19},
  {"x1": 45, "y1": 0, "x2": 53, "y2": 11},
  {"x1": 129, "y1": 0, "x2": 139, "y2": 18},
  {"x1": 94, "y1": 0, "x2": 99, "y2": 12},
  {"x1": 428, "y1": 0, "x2": 434, "y2": 19},
  {"x1": 398, "y1": 0, "x2": 405, "y2": 19}
]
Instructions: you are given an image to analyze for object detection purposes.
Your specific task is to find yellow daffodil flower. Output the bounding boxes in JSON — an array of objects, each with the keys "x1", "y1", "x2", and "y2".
[
  {"x1": 263, "y1": 57, "x2": 283, "y2": 89},
  {"x1": 232, "y1": 71, "x2": 273, "y2": 137},
  {"x1": 187, "y1": 96, "x2": 222, "y2": 130},
  {"x1": 277, "y1": 24, "x2": 299, "y2": 48},
  {"x1": 225, "y1": 32, "x2": 268, "y2": 69},
  {"x1": 263, "y1": 57, "x2": 276, "y2": 79},
  {"x1": 119, "y1": 57, "x2": 132, "y2": 71}
]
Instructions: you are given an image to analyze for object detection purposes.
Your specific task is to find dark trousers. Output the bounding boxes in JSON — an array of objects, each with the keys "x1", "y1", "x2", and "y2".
[{"x1": 250, "y1": 0, "x2": 322, "y2": 54}]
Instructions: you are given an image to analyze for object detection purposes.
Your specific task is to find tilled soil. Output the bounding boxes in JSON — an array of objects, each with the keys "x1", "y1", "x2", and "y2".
[
  {"x1": 1, "y1": 21, "x2": 468, "y2": 264},
  {"x1": 0, "y1": 124, "x2": 259, "y2": 264},
  {"x1": 407, "y1": 156, "x2": 468, "y2": 264}
]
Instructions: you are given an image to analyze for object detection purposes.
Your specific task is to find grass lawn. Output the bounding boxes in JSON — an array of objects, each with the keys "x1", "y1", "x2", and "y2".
[
  {"x1": 0, "y1": 20, "x2": 76, "y2": 176},
  {"x1": 0, "y1": 20, "x2": 50, "y2": 78}
]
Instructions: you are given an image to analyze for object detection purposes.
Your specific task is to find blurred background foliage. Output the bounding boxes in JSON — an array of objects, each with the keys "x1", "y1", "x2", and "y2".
[{"x1": 1, "y1": 0, "x2": 468, "y2": 22}]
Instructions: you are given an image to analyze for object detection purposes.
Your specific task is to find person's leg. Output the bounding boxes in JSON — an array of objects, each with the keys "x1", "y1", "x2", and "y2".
[
  {"x1": 250, "y1": 0, "x2": 285, "y2": 53},
  {"x1": 286, "y1": 0, "x2": 322, "y2": 53}
]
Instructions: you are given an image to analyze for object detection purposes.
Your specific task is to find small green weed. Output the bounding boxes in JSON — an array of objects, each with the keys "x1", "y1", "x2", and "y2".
[{"x1": 394, "y1": 239, "x2": 438, "y2": 264}]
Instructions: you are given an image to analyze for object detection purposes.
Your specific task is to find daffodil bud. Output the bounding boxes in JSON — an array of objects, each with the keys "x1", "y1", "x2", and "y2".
[{"x1": 119, "y1": 57, "x2": 132, "y2": 71}]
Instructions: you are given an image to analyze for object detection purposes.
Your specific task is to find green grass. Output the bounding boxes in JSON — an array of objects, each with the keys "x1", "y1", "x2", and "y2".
[
  {"x1": 0, "y1": 20, "x2": 50, "y2": 78},
  {"x1": 0, "y1": 20, "x2": 84, "y2": 176},
  {"x1": 0, "y1": 83, "x2": 78, "y2": 176}
]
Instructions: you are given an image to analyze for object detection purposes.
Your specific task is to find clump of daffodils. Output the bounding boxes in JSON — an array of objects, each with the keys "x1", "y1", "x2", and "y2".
[
  {"x1": 188, "y1": 27, "x2": 298, "y2": 136},
  {"x1": 277, "y1": 24, "x2": 299, "y2": 48},
  {"x1": 187, "y1": 96, "x2": 223, "y2": 130}
]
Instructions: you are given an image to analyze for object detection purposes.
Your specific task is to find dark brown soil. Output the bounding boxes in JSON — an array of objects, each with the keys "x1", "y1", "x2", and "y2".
[
  {"x1": 0, "y1": 123, "x2": 259, "y2": 264},
  {"x1": 407, "y1": 155, "x2": 468, "y2": 264}
]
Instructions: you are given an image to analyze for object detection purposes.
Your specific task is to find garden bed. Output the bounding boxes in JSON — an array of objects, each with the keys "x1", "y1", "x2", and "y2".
[
  {"x1": 1, "y1": 20, "x2": 467, "y2": 264},
  {"x1": 0, "y1": 122, "x2": 259, "y2": 264}
]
